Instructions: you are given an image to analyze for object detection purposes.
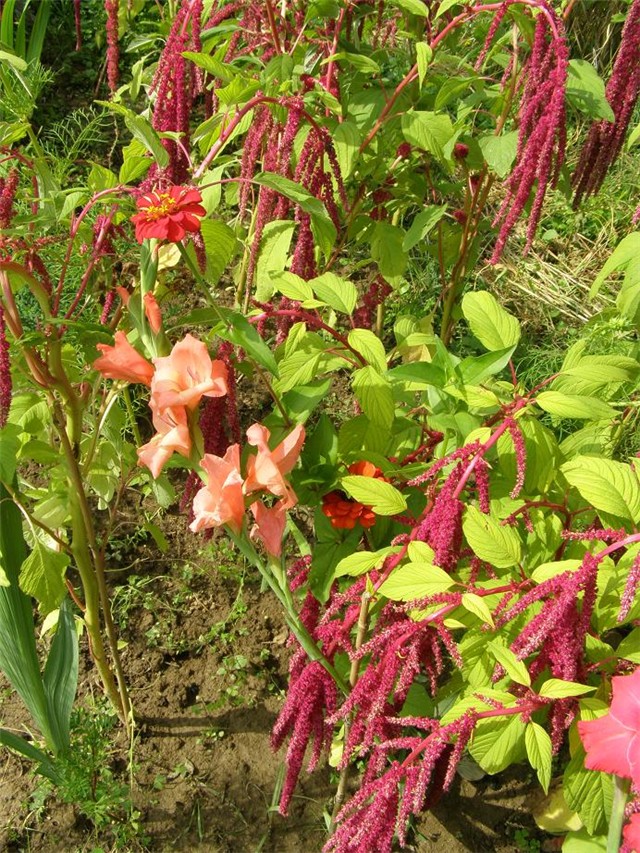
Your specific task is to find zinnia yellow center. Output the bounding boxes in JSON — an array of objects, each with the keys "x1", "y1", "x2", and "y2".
[{"x1": 145, "y1": 193, "x2": 178, "y2": 220}]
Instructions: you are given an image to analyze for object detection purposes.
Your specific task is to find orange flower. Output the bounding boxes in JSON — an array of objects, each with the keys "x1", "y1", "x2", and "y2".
[
  {"x1": 150, "y1": 333, "x2": 228, "y2": 413},
  {"x1": 190, "y1": 445, "x2": 245, "y2": 534},
  {"x1": 250, "y1": 501, "x2": 287, "y2": 557},
  {"x1": 322, "y1": 491, "x2": 376, "y2": 530},
  {"x1": 143, "y1": 292, "x2": 163, "y2": 334},
  {"x1": 321, "y1": 460, "x2": 387, "y2": 530},
  {"x1": 93, "y1": 331, "x2": 154, "y2": 385},
  {"x1": 131, "y1": 186, "x2": 206, "y2": 243},
  {"x1": 137, "y1": 403, "x2": 192, "y2": 479},
  {"x1": 244, "y1": 423, "x2": 305, "y2": 509}
]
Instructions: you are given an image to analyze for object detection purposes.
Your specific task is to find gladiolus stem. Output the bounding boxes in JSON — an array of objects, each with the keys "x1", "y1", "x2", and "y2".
[
  {"x1": 608, "y1": 775, "x2": 630, "y2": 853},
  {"x1": 229, "y1": 531, "x2": 348, "y2": 693}
]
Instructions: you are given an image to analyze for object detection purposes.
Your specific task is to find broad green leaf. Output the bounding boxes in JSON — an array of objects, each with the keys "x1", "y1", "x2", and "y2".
[
  {"x1": 470, "y1": 715, "x2": 527, "y2": 774},
  {"x1": 388, "y1": 362, "x2": 445, "y2": 389},
  {"x1": 463, "y1": 506, "x2": 522, "y2": 569},
  {"x1": 564, "y1": 747, "x2": 613, "y2": 835},
  {"x1": 402, "y1": 205, "x2": 446, "y2": 251},
  {"x1": 0, "y1": 423, "x2": 21, "y2": 482},
  {"x1": 0, "y1": 50, "x2": 27, "y2": 71},
  {"x1": 525, "y1": 722, "x2": 552, "y2": 793},
  {"x1": 325, "y1": 51, "x2": 379, "y2": 73},
  {"x1": 401, "y1": 110, "x2": 455, "y2": 162},
  {"x1": 215, "y1": 307, "x2": 279, "y2": 375},
  {"x1": 310, "y1": 526, "x2": 363, "y2": 603},
  {"x1": 538, "y1": 679, "x2": 596, "y2": 699},
  {"x1": 436, "y1": 0, "x2": 461, "y2": 17},
  {"x1": 341, "y1": 475, "x2": 407, "y2": 516},
  {"x1": 536, "y1": 391, "x2": 616, "y2": 421},
  {"x1": 479, "y1": 132, "x2": 519, "y2": 178},
  {"x1": 311, "y1": 272, "x2": 358, "y2": 315},
  {"x1": 487, "y1": 639, "x2": 531, "y2": 687},
  {"x1": 255, "y1": 220, "x2": 295, "y2": 299},
  {"x1": 378, "y1": 561, "x2": 455, "y2": 601},
  {"x1": 461, "y1": 291, "x2": 521, "y2": 351},
  {"x1": 347, "y1": 329, "x2": 387, "y2": 372},
  {"x1": 416, "y1": 42, "x2": 433, "y2": 88},
  {"x1": 181, "y1": 51, "x2": 235, "y2": 83},
  {"x1": 352, "y1": 366, "x2": 395, "y2": 428},
  {"x1": 334, "y1": 546, "x2": 403, "y2": 578},
  {"x1": 616, "y1": 627, "x2": 640, "y2": 663},
  {"x1": 562, "y1": 456, "x2": 640, "y2": 523},
  {"x1": 199, "y1": 219, "x2": 237, "y2": 286},
  {"x1": 458, "y1": 346, "x2": 515, "y2": 385},
  {"x1": 531, "y1": 559, "x2": 582, "y2": 584},
  {"x1": 19, "y1": 543, "x2": 69, "y2": 615},
  {"x1": 562, "y1": 829, "x2": 607, "y2": 852},
  {"x1": 124, "y1": 114, "x2": 169, "y2": 168},
  {"x1": 461, "y1": 592, "x2": 494, "y2": 627},
  {"x1": 591, "y1": 233, "x2": 640, "y2": 297},
  {"x1": 371, "y1": 221, "x2": 407, "y2": 283},
  {"x1": 333, "y1": 120, "x2": 360, "y2": 178},
  {"x1": 271, "y1": 271, "x2": 314, "y2": 303},
  {"x1": 566, "y1": 59, "x2": 615, "y2": 122},
  {"x1": 389, "y1": 0, "x2": 428, "y2": 14},
  {"x1": 440, "y1": 689, "x2": 516, "y2": 726}
]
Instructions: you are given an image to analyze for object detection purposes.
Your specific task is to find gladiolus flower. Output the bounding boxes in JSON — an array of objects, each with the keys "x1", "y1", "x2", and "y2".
[
  {"x1": 93, "y1": 331, "x2": 154, "y2": 385},
  {"x1": 577, "y1": 667, "x2": 640, "y2": 788},
  {"x1": 143, "y1": 292, "x2": 163, "y2": 334},
  {"x1": 624, "y1": 813, "x2": 640, "y2": 853},
  {"x1": 244, "y1": 423, "x2": 305, "y2": 508},
  {"x1": 190, "y1": 445, "x2": 245, "y2": 534},
  {"x1": 250, "y1": 501, "x2": 287, "y2": 557},
  {"x1": 150, "y1": 334, "x2": 228, "y2": 412},
  {"x1": 137, "y1": 404, "x2": 192, "y2": 479},
  {"x1": 131, "y1": 186, "x2": 206, "y2": 243}
]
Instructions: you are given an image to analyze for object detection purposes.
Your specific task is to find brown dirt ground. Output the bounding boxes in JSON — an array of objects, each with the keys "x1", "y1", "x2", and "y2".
[{"x1": 0, "y1": 505, "x2": 553, "y2": 853}]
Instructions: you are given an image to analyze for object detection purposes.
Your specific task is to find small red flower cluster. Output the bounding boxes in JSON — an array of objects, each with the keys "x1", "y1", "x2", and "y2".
[{"x1": 322, "y1": 461, "x2": 387, "y2": 531}]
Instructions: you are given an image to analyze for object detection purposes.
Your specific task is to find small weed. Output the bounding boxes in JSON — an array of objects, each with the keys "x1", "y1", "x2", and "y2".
[
  {"x1": 512, "y1": 827, "x2": 542, "y2": 853},
  {"x1": 54, "y1": 700, "x2": 148, "y2": 849}
]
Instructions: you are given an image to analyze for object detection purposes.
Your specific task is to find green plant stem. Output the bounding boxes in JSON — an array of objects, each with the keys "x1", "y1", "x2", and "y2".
[
  {"x1": 330, "y1": 593, "x2": 370, "y2": 830},
  {"x1": 122, "y1": 386, "x2": 142, "y2": 447},
  {"x1": 229, "y1": 531, "x2": 348, "y2": 693},
  {"x1": 53, "y1": 403, "x2": 132, "y2": 731},
  {"x1": 608, "y1": 775, "x2": 630, "y2": 853}
]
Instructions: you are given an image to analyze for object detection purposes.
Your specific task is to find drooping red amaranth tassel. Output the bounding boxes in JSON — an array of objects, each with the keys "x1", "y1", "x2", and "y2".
[
  {"x1": 0, "y1": 302, "x2": 12, "y2": 427},
  {"x1": 105, "y1": 0, "x2": 119, "y2": 94}
]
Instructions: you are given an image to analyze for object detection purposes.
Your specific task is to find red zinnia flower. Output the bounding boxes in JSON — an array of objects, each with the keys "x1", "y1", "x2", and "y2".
[
  {"x1": 321, "y1": 460, "x2": 387, "y2": 530},
  {"x1": 131, "y1": 186, "x2": 206, "y2": 243}
]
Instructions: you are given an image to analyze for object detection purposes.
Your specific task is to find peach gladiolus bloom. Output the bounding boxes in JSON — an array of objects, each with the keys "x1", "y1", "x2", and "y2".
[
  {"x1": 93, "y1": 331, "x2": 154, "y2": 385},
  {"x1": 250, "y1": 501, "x2": 287, "y2": 558},
  {"x1": 244, "y1": 423, "x2": 305, "y2": 508},
  {"x1": 190, "y1": 445, "x2": 245, "y2": 534},
  {"x1": 578, "y1": 667, "x2": 640, "y2": 788},
  {"x1": 151, "y1": 333, "x2": 228, "y2": 412},
  {"x1": 137, "y1": 404, "x2": 192, "y2": 479}
]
